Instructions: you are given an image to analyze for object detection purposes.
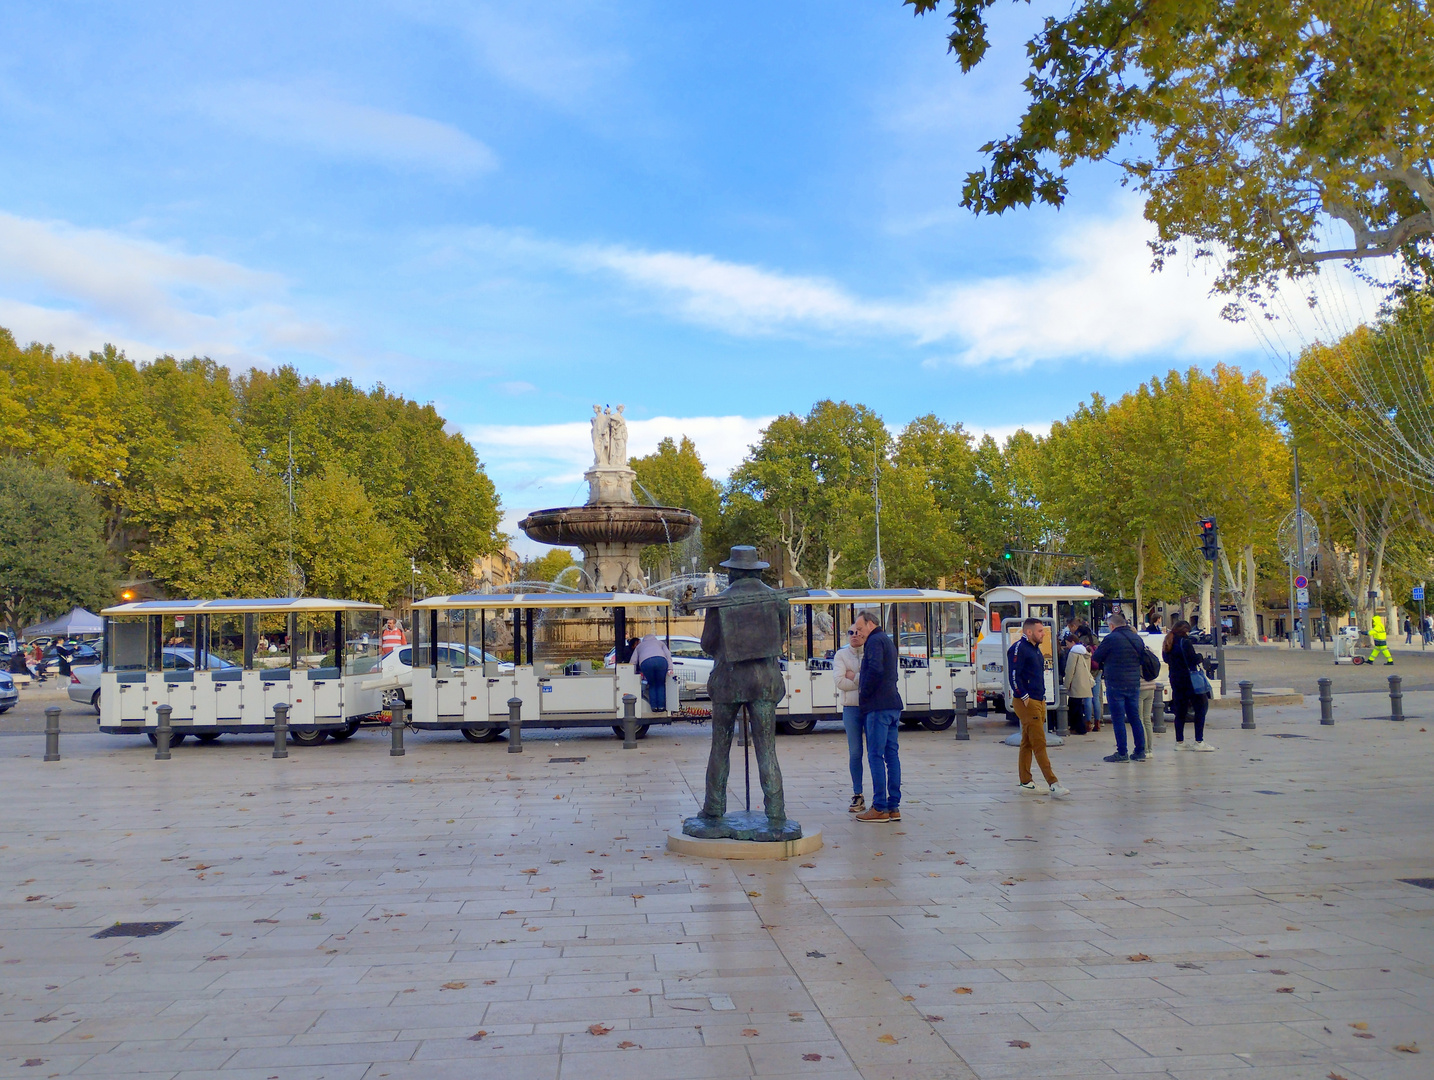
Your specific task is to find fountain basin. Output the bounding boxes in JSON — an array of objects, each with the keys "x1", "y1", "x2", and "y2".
[{"x1": 519, "y1": 504, "x2": 699, "y2": 548}]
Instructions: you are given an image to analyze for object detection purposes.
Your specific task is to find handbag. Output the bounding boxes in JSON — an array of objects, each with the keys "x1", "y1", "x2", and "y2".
[{"x1": 1189, "y1": 667, "x2": 1212, "y2": 696}]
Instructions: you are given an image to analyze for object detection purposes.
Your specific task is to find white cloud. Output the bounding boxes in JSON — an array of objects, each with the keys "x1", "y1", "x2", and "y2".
[
  {"x1": 0, "y1": 211, "x2": 330, "y2": 361},
  {"x1": 201, "y1": 82, "x2": 496, "y2": 177},
  {"x1": 462, "y1": 201, "x2": 1256, "y2": 367}
]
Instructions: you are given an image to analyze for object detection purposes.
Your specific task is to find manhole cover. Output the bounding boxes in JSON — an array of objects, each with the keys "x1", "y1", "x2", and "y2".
[
  {"x1": 1253, "y1": 790, "x2": 1285, "y2": 795},
  {"x1": 1399, "y1": 878, "x2": 1434, "y2": 890},
  {"x1": 92, "y1": 921, "x2": 181, "y2": 939},
  {"x1": 1264, "y1": 733, "x2": 1310, "y2": 739},
  {"x1": 549, "y1": 757, "x2": 586, "y2": 764}
]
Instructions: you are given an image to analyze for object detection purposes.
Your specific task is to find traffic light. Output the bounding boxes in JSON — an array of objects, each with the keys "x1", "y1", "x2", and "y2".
[
  {"x1": 1002, "y1": 545, "x2": 1013, "y2": 561},
  {"x1": 1198, "y1": 517, "x2": 1218, "y2": 561}
]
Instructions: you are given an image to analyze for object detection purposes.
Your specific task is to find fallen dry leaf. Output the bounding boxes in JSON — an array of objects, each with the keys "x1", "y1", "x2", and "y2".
[
  {"x1": 441, "y1": 982, "x2": 467, "y2": 990},
  {"x1": 617, "y1": 1040, "x2": 638, "y2": 1049},
  {"x1": 1350, "y1": 1022, "x2": 1368, "y2": 1030},
  {"x1": 1008, "y1": 1039, "x2": 1031, "y2": 1048},
  {"x1": 1328, "y1": 1072, "x2": 1348, "y2": 1080},
  {"x1": 1395, "y1": 1042, "x2": 1420, "y2": 1053},
  {"x1": 1275, "y1": 987, "x2": 1295, "y2": 993},
  {"x1": 742, "y1": 1029, "x2": 759, "y2": 1037},
  {"x1": 1353, "y1": 1032, "x2": 1375, "y2": 1039},
  {"x1": 1270, "y1": 969, "x2": 1288, "y2": 975},
  {"x1": 799, "y1": 862, "x2": 815, "y2": 868},
  {"x1": 901, "y1": 995, "x2": 914, "y2": 1001},
  {"x1": 21, "y1": 1059, "x2": 42, "y2": 1067},
  {"x1": 877, "y1": 1033, "x2": 898, "y2": 1044},
  {"x1": 587, "y1": 1023, "x2": 612, "y2": 1036},
  {"x1": 628, "y1": 987, "x2": 641, "y2": 993},
  {"x1": 482, "y1": 980, "x2": 496, "y2": 985},
  {"x1": 802, "y1": 1052, "x2": 823, "y2": 1061},
  {"x1": 954, "y1": 987, "x2": 973, "y2": 994},
  {"x1": 467, "y1": 1031, "x2": 487, "y2": 1041},
  {"x1": 924, "y1": 1014, "x2": 944, "y2": 1022},
  {"x1": 746, "y1": 891, "x2": 761, "y2": 897},
  {"x1": 521, "y1": 868, "x2": 537, "y2": 874},
  {"x1": 1127, "y1": 954, "x2": 1152, "y2": 962}
]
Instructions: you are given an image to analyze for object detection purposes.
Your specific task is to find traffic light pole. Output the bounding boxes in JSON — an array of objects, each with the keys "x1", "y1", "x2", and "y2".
[{"x1": 1214, "y1": 542, "x2": 1226, "y2": 695}]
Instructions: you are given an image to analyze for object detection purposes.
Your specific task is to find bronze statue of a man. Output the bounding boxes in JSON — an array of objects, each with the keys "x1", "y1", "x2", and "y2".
[{"x1": 681, "y1": 546, "x2": 801, "y2": 842}]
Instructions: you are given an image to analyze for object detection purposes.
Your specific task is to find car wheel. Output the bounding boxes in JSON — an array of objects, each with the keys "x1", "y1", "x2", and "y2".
[
  {"x1": 0, "y1": 706, "x2": 9, "y2": 714},
  {"x1": 922, "y1": 712, "x2": 955, "y2": 732},
  {"x1": 777, "y1": 717, "x2": 817, "y2": 735},
  {"x1": 328, "y1": 721, "x2": 362, "y2": 741},
  {"x1": 194, "y1": 733, "x2": 222, "y2": 743},
  {"x1": 381, "y1": 688, "x2": 407, "y2": 709},
  {"x1": 290, "y1": 728, "x2": 328, "y2": 746},
  {"x1": 91, "y1": 690, "x2": 101, "y2": 716},
  {"x1": 460, "y1": 725, "x2": 501, "y2": 743},
  {"x1": 611, "y1": 724, "x2": 651, "y2": 740}
]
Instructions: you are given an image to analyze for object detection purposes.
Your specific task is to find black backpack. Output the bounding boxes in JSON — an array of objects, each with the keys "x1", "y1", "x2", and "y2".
[{"x1": 1138, "y1": 637, "x2": 1162, "y2": 681}]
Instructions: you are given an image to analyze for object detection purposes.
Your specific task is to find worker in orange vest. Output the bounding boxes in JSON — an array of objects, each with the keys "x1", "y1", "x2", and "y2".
[{"x1": 380, "y1": 618, "x2": 407, "y2": 656}]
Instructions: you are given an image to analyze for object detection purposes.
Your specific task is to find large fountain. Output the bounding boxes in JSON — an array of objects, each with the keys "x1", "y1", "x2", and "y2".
[{"x1": 519, "y1": 405, "x2": 700, "y2": 593}]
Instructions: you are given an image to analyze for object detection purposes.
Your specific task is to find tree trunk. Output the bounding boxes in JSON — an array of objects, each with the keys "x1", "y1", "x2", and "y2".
[
  {"x1": 824, "y1": 547, "x2": 841, "y2": 588},
  {"x1": 1200, "y1": 565, "x2": 1213, "y2": 634},
  {"x1": 1133, "y1": 532, "x2": 1145, "y2": 626},
  {"x1": 1240, "y1": 544, "x2": 1259, "y2": 644}
]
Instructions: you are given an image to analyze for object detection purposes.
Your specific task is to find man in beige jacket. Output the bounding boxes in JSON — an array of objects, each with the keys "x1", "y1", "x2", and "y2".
[{"x1": 833, "y1": 629, "x2": 865, "y2": 813}]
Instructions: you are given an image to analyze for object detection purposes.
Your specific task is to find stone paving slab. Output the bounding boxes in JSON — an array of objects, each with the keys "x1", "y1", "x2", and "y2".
[{"x1": 1, "y1": 699, "x2": 1431, "y2": 1079}]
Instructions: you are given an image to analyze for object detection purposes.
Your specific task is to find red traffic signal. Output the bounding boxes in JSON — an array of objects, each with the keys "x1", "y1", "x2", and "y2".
[{"x1": 1198, "y1": 517, "x2": 1218, "y2": 560}]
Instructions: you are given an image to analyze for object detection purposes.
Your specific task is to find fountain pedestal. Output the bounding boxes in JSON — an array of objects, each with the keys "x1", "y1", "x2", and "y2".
[{"x1": 585, "y1": 466, "x2": 638, "y2": 506}]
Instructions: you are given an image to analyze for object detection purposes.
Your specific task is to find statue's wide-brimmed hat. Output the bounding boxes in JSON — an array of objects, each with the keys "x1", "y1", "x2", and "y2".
[{"x1": 720, "y1": 545, "x2": 769, "y2": 570}]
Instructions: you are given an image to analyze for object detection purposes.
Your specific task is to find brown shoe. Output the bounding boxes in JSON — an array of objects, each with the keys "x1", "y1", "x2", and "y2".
[
  {"x1": 887, "y1": 809, "x2": 901, "y2": 822},
  {"x1": 855, "y1": 808, "x2": 890, "y2": 823}
]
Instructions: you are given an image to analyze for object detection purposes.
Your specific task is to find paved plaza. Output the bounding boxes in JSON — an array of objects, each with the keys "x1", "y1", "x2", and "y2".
[{"x1": 2, "y1": 682, "x2": 1432, "y2": 1079}]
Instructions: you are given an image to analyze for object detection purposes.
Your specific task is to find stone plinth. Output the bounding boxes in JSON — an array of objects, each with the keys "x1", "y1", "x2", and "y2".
[
  {"x1": 667, "y1": 827, "x2": 823, "y2": 860},
  {"x1": 585, "y1": 465, "x2": 637, "y2": 506}
]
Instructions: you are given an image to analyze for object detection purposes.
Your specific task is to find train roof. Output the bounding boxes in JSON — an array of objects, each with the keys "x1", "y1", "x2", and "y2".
[
  {"x1": 102, "y1": 598, "x2": 383, "y2": 616},
  {"x1": 414, "y1": 592, "x2": 671, "y2": 610}
]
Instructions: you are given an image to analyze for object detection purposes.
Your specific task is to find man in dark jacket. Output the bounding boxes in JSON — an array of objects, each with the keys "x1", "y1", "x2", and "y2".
[
  {"x1": 1010, "y1": 618, "x2": 1069, "y2": 797},
  {"x1": 851, "y1": 610, "x2": 903, "y2": 822},
  {"x1": 1091, "y1": 611, "x2": 1147, "y2": 761}
]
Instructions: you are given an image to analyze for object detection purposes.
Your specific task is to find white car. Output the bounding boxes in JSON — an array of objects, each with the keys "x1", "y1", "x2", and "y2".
[{"x1": 354, "y1": 644, "x2": 513, "y2": 707}]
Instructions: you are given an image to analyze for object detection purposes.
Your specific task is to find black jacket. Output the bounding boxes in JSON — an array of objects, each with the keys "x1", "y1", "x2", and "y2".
[
  {"x1": 1163, "y1": 635, "x2": 1201, "y2": 695},
  {"x1": 1091, "y1": 626, "x2": 1145, "y2": 693},
  {"x1": 858, "y1": 627, "x2": 903, "y2": 714},
  {"x1": 1009, "y1": 637, "x2": 1046, "y2": 700}
]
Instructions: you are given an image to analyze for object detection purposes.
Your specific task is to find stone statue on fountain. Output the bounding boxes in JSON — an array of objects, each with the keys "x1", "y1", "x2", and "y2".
[{"x1": 587, "y1": 405, "x2": 636, "y2": 504}]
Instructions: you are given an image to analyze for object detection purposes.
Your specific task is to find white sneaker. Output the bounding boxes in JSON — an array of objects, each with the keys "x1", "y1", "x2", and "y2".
[
  {"x1": 1017, "y1": 781, "x2": 1038, "y2": 793},
  {"x1": 1049, "y1": 783, "x2": 1071, "y2": 798},
  {"x1": 1191, "y1": 741, "x2": 1216, "y2": 752}
]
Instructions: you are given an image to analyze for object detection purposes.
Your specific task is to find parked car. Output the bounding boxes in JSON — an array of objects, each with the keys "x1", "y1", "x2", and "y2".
[
  {"x1": 604, "y1": 635, "x2": 713, "y2": 697},
  {"x1": 69, "y1": 648, "x2": 239, "y2": 715},
  {"x1": 355, "y1": 644, "x2": 513, "y2": 707},
  {"x1": 0, "y1": 670, "x2": 16, "y2": 712}
]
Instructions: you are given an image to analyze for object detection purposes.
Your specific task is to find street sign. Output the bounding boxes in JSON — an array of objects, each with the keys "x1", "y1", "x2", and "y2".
[
  {"x1": 1297, "y1": 587, "x2": 1309, "y2": 605},
  {"x1": 1414, "y1": 586, "x2": 1425, "y2": 601},
  {"x1": 1295, "y1": 574, "x2": 1308, "y2": 589}
]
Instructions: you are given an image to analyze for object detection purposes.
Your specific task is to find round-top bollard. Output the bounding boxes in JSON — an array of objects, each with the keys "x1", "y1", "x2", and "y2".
[
  {"x1": 1151, "y1": 685, "x2": 1166, "y2": 734},
  {"x1": 1239, "y1": 681, "x2": 1256, "y2": 729},
  {"x1": 390, "y1": 702, "x2": 406, "y2": 756},
  {"x1": 1092, "y1": 673, "x2": 1104, "y2": 727},
  {"x1": 621, "y1": 693, "x2": 637, "y2": 749},
  {"x1": 154, "y1": 703, "x2": 173, "y2": 760},
  {"x1": 1389, "y1": 674, "x2": 1405, "y2": 722},
  {"x1": 43, "y1": 705, "x2": 61, "y2": 762},
  {"x1": 506, "y1": 697, "x2": 523, "y2": 753},
  {"x1": 1318, "y1": 677, "x2": 1334, "y2": 725},
  {"x1": 953, "y1": 687, "x2": 970, "y2": 741},
  {"x1": 1055, "y1": 686, "x2": 1069, "y2": 738},
  {"x1": 272, "y1": 702, "x2": 289, "y2": 759}
]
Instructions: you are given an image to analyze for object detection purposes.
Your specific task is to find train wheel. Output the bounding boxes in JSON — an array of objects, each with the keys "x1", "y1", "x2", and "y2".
[
  {"x1": 290, "y1": 728, "x2": 328, "y2": 746},
  {"x1": 328, "y1": 721, "x2": 362, "y2": 741},
  {"x1": 194, "y1": 733, "x2": 222, "y2": 744},
  {"x1": 461, "y1": 725, "x2": 502, "y2": 743},
  {"x1": 777, "y1": 718, "x2": 817, "y2": 735},
  {"x1": 611, "y1": 724, "x2": 651, "y2": 739},
  {"x1": 922, "y1": 712, "x2": 955, "y2": 732}
]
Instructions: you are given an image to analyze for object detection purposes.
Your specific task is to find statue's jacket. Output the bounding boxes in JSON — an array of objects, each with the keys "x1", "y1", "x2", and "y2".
[{"x1": 700, "y1": 578, "x2": 788, "y2": 704}]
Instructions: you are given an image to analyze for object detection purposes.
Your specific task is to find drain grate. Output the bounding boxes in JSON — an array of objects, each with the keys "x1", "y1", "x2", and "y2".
[
  {"x1": 549, "y1": 757, "x2": 586, "y2": 764},
  {"x1": 93, "y1": 921, "x2": 181, "y2": 939},
  {"x1": 1399, "y1": 878, "x2": 1434, "y2": 890}
]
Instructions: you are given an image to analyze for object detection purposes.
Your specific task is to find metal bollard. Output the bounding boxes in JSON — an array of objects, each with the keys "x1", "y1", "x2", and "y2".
[
  {"x1": 1389, "y1": 674, "x2": 1405, "y2": 722},
  {"x1": 1151, "y1": 684, "x2": 1166, "y2": 733},
  {"x1": 1092, "y1": 673, "x2": 1104, "y2": 727},
  {"x1": 272, "y1": 702, "x2": 289, "y2": 759},
  {"x1": 506, "y1": 697, "x2": 523, "y2": 753},
  {"x1": 1318, "y1": 677, "x2": 1334, "y2": 725},
  {"x1": 953, "y1": 687, "x2": 969, "y2": 741},
  {"x1": 1239, "y1": 681, "x2": 1256, "y2": 729},
  {"x1": 1055, "y1": 687, "x2": 1069, "y2": 738},
  {"x1": 154, "y1": 703, "x2": 173, "y2": 760},
  {"x1": 389, "y1": 702, "x2": 406, "y2": 756},
  {"x1": 621, "y1": 693, "x2": 637, "y2": 749},
  {"x1": 43, "y1": 705, "x2": 60, "y2": 762}
]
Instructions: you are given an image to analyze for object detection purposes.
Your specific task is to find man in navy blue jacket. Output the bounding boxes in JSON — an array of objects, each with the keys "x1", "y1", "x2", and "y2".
[
  {"x1": 1010, "y1": 618, "x2": 1069, "y2": 798},
  {"x1": 851, "y1": 610, "x2": 903, "y2": 822},
  {"x1": 1091, "y1": 611, "x2": 1147, "y2": 762}
]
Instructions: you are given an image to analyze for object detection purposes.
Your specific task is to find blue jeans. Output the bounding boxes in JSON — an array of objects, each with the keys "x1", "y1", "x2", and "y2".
[
  {"x1": 639, "y1": 656, "x2": 669, "y2": 710},
  {"x1": 864, "y1": 709, "x2": 902, "y2": 811},
  {"x1": 842, "y1": 706, "x2": 865, "y2": 795},
  {"x1": 1106, "y1": 687, "x2": 1145, "y2": 756}
]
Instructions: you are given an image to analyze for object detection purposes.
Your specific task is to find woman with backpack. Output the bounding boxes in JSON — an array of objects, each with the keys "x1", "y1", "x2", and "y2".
[{"x1": 1163, "y1": 620, "x2": 1214, "y2": 751}]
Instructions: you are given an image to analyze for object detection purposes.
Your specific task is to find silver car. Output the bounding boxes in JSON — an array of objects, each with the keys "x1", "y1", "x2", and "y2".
[
  {"x1": 0, "y1": 670, "x2": 16, "y2": 712},
  {"x1": 69, "y1": 648, "x2": 239, "y2": 715}
]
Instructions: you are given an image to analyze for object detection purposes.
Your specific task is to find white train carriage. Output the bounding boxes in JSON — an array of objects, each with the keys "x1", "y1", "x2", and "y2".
[
  {"x1": 776, "y1": 589, "x2": 978, "y2": 735},
  {"x1": 973, "y1": 585, "x2": 1103, "y2": 711},
  {"x1": 98, "y1": 598, "x2": 385, "y2": 744},
  {"x1": 406, "y1": 592, "x2": 686, "y2": 741}
]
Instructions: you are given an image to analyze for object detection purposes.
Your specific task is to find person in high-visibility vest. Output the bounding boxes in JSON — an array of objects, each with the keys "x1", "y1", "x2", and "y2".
[
  {"x1": 380, "y1": 618, "x2": 407, "y2": 657},
  {"x1": 1368, "y1": 614, "x2": 1394, "y2": 665}
]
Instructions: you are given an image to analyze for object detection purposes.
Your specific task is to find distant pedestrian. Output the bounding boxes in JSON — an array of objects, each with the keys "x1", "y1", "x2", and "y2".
[
  {"x1": 851, "y1": 610, "x2": 903, "y2": 823},
  {"x1": 1404, "y1": 617, "x2": 1413, "y2": 644},
  {"x1": 833, "y1": 628, "x2": 865, "y2": 813},
  {"x1": 1062, "y1": 633, "x2": 1093, "y2": 736},
  {"x1": 380, "y1": 618, "x2": 406, "y2": 657},
  {"x1": 1092, "y1": 611, "x2": 1147, "y2": 761},
  {"x1": 1012, "y1": 618, "x2": 1069, "y2": 797},
  {"x1": 631, "y1": 633, "x2": 672, "y2": 711},
  {"x1": 1368, "y1": 613, "x2": 1394, "y2": 665},
  {"x1": 1163, "y1": 621, "x2": 1214, "y2": 751},
  {"x1": 1424, "y1": 615, "x2": 1432, "y2": 645}
]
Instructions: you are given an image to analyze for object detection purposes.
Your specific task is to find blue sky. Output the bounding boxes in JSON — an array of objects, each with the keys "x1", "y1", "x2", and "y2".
[{"x1": 0, "y1": 1, "x2": 1283, "y2": 551}]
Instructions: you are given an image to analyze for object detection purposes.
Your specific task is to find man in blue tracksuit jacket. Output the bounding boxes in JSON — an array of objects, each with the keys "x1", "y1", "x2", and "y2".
[
  {"x1": 851, "y1": 610, "x2": 903, "y2": 822},
  {"x1": 1009, "y1": 618, "x2": 1068, "y2": 797}
]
